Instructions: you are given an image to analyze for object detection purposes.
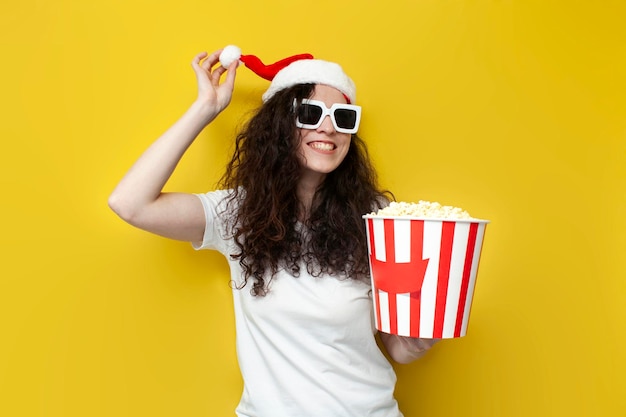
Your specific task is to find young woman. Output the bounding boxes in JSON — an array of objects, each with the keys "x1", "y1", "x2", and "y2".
[{"x1": 109, "y1": 47, "x2": 438, "y2": 417}]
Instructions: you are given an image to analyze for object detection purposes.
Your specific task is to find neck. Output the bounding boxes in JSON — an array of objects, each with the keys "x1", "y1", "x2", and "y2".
[{"x1": 297, "y1": 171, "x2": 326, "y2": 220}]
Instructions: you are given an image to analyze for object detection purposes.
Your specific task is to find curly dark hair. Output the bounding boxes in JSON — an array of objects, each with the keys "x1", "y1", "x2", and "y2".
[{"x1": 219, "y1": 83, "x2": 392, "y2": 296}]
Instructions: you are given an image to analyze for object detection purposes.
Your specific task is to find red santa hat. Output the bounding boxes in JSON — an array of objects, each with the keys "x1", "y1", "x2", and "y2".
[{"x1": 219, "y1": 45, "x2": 356, "y2": 103}]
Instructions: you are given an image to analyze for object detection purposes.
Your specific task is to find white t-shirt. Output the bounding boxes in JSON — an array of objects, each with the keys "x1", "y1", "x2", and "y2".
[{"x1": 194, "y1": 190, "x2": 402, "y2": 417}]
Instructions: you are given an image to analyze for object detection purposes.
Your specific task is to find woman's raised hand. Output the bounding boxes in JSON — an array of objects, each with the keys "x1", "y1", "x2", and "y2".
[
  {"x1": 191, "y1": 49, "x2": 239, "y2": 122},
  {"x1": 108, "y1": 49, "x2": 239, "y2": 242}
]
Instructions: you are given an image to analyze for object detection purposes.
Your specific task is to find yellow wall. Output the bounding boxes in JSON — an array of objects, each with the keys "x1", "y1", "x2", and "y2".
[{"x1": 1, "y1": 1, "x2": 624, "y2": 416}]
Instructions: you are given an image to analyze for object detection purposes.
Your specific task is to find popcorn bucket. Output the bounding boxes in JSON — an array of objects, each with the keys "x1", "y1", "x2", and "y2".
[{"x1": 363, "y1": 216, "x2": 489, "y2": 338}]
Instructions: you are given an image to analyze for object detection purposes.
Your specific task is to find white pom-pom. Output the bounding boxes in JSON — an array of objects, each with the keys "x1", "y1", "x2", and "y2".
[{"x1": 219, "y1": 45, "x2": 241, "y2": 67}]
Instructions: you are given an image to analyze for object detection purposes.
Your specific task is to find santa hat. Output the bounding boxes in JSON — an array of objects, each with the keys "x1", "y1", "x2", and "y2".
[{"x1": 219, "y1": 45, "x2": 356, "y2": 103}]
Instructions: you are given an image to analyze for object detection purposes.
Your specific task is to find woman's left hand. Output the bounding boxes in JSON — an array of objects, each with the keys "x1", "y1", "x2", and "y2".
[{"x1": 379, "y1": 333, "x2": 441, "y2": 364}]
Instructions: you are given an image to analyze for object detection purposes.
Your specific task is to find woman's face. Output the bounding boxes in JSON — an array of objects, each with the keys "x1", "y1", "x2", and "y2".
[{"x1": 296, "y1": 84, "x2": 352, "y2": 181}]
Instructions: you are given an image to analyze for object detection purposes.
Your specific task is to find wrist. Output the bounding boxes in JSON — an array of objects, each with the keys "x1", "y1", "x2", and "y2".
[{"x1": 189, "y1": 99, "x2": 219, "y2": 125}]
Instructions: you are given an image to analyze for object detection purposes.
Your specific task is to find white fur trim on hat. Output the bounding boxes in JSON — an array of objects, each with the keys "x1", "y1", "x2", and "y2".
[{"x1": 261, "y1": 59, "x2": 356, "y2": 103}]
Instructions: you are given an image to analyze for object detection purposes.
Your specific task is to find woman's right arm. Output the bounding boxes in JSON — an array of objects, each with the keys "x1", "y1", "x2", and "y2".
[{"x1": 108, "y1": 50, "x2": 238, "y2": 242}]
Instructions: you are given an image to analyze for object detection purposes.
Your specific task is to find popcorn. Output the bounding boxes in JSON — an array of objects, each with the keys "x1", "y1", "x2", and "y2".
[{"x1": 372, "y1": 201, "x2": 473, "y2": 219}]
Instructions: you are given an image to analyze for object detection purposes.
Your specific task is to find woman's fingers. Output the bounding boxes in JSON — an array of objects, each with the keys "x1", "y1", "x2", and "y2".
[
  {"x1": 202, "y1": 49, "x2": 223, "y2": 70},
  {"x1": 191, "y1": 50, "x2": 221, "y2": 74},
  {"x1": 192, "y1": 49, "x2": 236, "y2": 84},
  {"x1": 190, "y1": 49, "x2": 237, "y2": 111},
  {"x1": 221, "y1": 59, "x2": 239, "y2": 89},
  {"x1": 200, "y1": 56, "x2": 213, "y2": 71},
  {"x1": 210, "y1": 65, "x2": 227, "y2": 84},
  {"x1": 191, "y1": 51, "x2": 208, "y2": 69}
]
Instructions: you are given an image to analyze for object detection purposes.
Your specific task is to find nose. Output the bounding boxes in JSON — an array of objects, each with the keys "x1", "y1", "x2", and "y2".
[{"x1": 316, "y1": 114, "x2": 336, "y2": 133}]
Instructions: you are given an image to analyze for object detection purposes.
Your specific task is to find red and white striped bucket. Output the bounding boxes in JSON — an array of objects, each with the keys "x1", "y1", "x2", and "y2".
[{"x1": 363, "y1": 216, "x2": 489, "y2": 338}]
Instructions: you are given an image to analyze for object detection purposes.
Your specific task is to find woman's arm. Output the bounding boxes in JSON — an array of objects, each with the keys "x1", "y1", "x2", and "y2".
[
  {"x1": 379, "y1": 333, "x2": 440, "y2": 364},
  {"x1": 108, "y1": 50, "x2": 238, "y2": 242}
]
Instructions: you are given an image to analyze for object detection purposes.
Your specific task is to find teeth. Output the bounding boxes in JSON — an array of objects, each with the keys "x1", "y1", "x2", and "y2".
[{"x1": 310, "y1": 142, "x2": 334, "y2": 151}]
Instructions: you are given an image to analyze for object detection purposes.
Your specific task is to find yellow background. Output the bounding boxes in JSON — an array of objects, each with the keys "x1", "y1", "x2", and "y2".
[{"x1": 1, "y1": 1, "x2": 625, "y2": 416}]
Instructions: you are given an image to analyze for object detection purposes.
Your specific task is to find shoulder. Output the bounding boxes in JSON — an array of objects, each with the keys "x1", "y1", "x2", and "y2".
[
  {"x1": 195, "y1": 188, "x2": 239, "y2": 212},
  {"x1": 192, "y1": 189, "x2": 240, "y2": 252}
]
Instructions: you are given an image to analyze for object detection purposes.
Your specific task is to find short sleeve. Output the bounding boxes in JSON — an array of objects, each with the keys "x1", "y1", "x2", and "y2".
[{"x1": 192, "y1": 189, "x2": 234, "y2": 254}]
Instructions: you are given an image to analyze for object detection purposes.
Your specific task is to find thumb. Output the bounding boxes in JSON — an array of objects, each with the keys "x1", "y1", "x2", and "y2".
[{"x1": 222, "y1": 59, "x2": 239, "y2": 91}]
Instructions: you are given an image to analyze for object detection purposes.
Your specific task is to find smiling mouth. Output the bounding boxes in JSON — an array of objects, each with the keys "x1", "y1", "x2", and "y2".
[{"x1": 309, "y1": 141, "x2": 336, "y2": 151}]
